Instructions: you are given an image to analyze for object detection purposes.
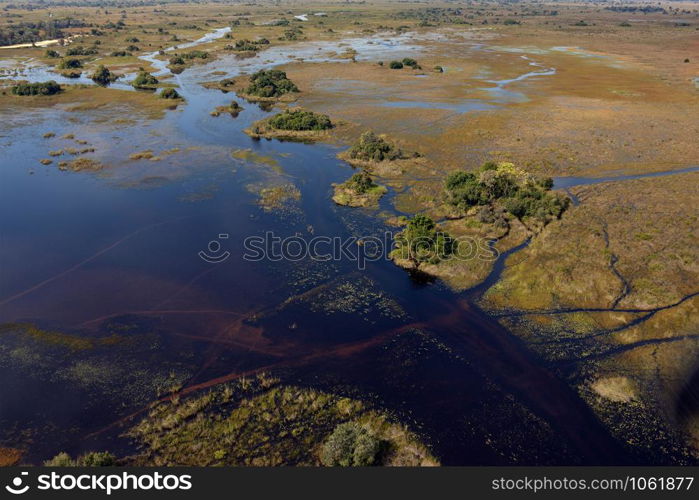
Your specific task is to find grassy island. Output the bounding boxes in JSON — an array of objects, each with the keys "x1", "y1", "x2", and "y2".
[
  {"x1": 126, "y1": 376, "x2": 438, "y2": 467},
  {"x1": 246, "y1": 108, "x2": 334, "y2": 141},
  {"x1": 333, "y1": 170, "x2": 387, "y2": 207}
]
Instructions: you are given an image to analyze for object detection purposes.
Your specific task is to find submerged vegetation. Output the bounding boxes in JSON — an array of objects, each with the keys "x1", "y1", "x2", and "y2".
[{"x1": 210, "y1": 100, "x2": 240, "y2": 116}]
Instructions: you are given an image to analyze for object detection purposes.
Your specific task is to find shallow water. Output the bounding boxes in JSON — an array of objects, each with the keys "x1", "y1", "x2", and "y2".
[
  {"x1": 553, "y1": 165, "x2": 699, "y2": 189},
  {"x1": 0, "y1": 29, "x2": 665, "y2": 465}
]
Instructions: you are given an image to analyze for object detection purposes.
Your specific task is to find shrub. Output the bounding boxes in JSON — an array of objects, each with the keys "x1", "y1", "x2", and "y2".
[
  {"x1": 44, "y1": 452, "x2": 75, "y2": 466},
  {"x1": 160, "y1": 88, "x2": 180, "y2": 99},
  {"x1": 182, "y1": 50, "x2": 208, "y2": 60},
  {"x1": 76, "y1": 451, "x2": 116, "y2": 467},
  {"x1": 244, "y1": 69, "x2": 299, "y2": 98},
  {"x1": 389, "y1": 60, "x2": 403, "y2": 69},
  {"x1": 12, "y1": 80, "x2": 61, "y2": 96},
  {"x1": 232, "y1": 39, "x2": 258, "y2": 51},
  {"x1": 90, "y1": 65, "x2": 117, "y2": 85},
  {"x1": 110, "y1": 50, "x2": 132, "y2": 57},
  {"x1": 45, "y1": 49, "x2": 60, "y2": 58},
  {"x1": 267, "y1": 109, "x2": 332, "y2": 131},
  {"x1": 402, "y1": 57, "x2": 419, "y2": 68},
  {"x1": 348, "y1": 131, "x2": 401, "y2": 162},
  {"x1": 66, "y1": 45, "x2": 97, "y2": 56},
  {"x1": 45, "y1": 451, "x2": 116, "y2": 467},
  {"x1": 168, "y1": 55, "x2": 185, "y2": 65},
  {"x1": 320, "y1": 422, "x2": 383, "y2": 467},
  {"x1": 57, "y1": 57, "x2": 83, "y2": 69},
  {"x1": 132, "y1": 70, "x2": 159, "y2": 89}
]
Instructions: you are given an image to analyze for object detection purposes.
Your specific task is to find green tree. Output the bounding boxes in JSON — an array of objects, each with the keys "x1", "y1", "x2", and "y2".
[
  {"x1": 347, "y1": 170, "x2": 376, "y2": 194},
  {"x1": 394, "y1": 215, "x2": 455, "y2": 267},
  {"x1": 160, "y1": 88, "x2": 181, "y2": 99},
  {"x1": 90, "y1": 65, "x2": 116, "y2": 86},
  {"x1": 320, "y1": 422, "x2": 383, "y2": 467}
]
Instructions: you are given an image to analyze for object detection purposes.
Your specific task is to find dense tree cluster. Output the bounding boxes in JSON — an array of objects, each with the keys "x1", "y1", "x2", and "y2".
[
  {"x1": 393, "y1": 214, "x2": 455, "y2": 267},
  {"x1": 11, "y1": 80, "x2": 61, "y2": 96},
  {"x1": 320, "y1": 423, "x2": 383, "y2": 467},
  {"x1": 0, "y1": 18, "x2": 85, "y2": 46},
  {"x1": 267, "y1": 109, "x2": 332, "y2": 131},
  {"x1": 347, "y1": 131, "x2": 402, "y2": 162},
  {"x1": 445, "y1": 162, "x2": 568, "y2": 223},
  {"x1": 605, "y1": 6, "x2": 667, "y2": 14},
  {"x1": 244, "y1": 69, "x2": 299, "y2": 98}
]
